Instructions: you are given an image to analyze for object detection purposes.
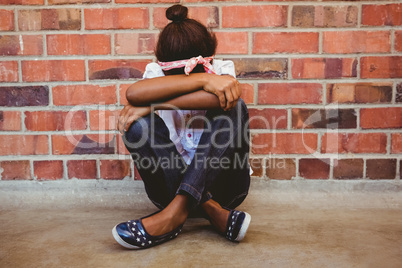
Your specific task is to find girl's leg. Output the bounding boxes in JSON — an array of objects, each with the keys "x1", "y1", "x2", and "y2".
[
  {"x1": 124, "y1": 113, "x2": 190, "y2": 235},
  {"x1": 124, "y1": 112, "x2": 187, "y2": 209},
  {"x1": 176, "y1": 98, "x2": 250, "y2": 210}
]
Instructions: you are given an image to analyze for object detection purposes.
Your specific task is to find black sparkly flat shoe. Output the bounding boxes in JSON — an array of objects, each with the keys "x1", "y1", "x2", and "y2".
[
  {"x1": 112, "y1": 214, "x2": 183, "y2": 249},
  {"x1": 224, "y1": 210, "x2": 251, "y2": 242}
]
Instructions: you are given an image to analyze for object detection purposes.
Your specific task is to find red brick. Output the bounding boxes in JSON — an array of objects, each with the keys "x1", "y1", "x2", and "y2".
[
  {"x1": 117, "y1": 0, "x2": 176, "y2": 2},
  {"x1": 333, "y1": 159, "x2": 363, "y2": 180},
  {"x1": 323, "y1": 31, "x2": 390, "y2": 54},
  {"x1": 67, "y1": 160, "x2": 97, "y2": 179},
  {"x1": 396, "y1": 31, "x2": 402, "y2": 52},
  {"x1": 53, "y1": 85, "x2": 117, "y2": 106},
  {"x1": 34, "y1": 160, "x2": 63, "y2": 180},
  {"x1": 17, "y1": 10, "x2": 41, "y2": 31},
  {"x1": 18, "y1": 9, "x2": 81, "y2": 31},
  {"x1": 115, "y1": 33, "x2": 157, "y2": 55},
  {"x1": 25, "y1": 111, "x2": 87, "y2": 131},
  {"x1": 183, "y1": 0, "x2": 225, "y2": 2},
  {"x1": 0, "y1": 10, "x2": 14, "y2": 31},
  {"x1": 52, "y1": 134, "x2": 115, "y2": 155},
  {"x1": 1, "y1": 161, "x2": 31, "y2": 180},
  {"x1": 119, "y1": 84, "x2": 130, "y2": 105},
  {"x1": 51, "y1": 135, "x2": 80, "y2": 155},
  {"x1": 240, "y1": 83, "x2": 254, "y2": 104},
  {"x1": 88, "y1": 60, "x2": 150, "y2": 80},
  {"x1": 100, "y1": 160, "x2": 131, "y2": 180},
  {"x1": 366, "y1": 159, "x2": 396, "y2": 180},
  {"x1": 0, "y1": 61, "x2": 18, "y2": 82},
  {"x1": 153, "y1": 6, "x2": 218, "y2": 29},
  {"x1": 49, "y1": 0, "x2": 109, "y2": 4},
  {"x1": 321, "y1": 133, "x2": 387, "y2": 154},
  {"x1": 253, "y1": 32, "x2": 318, "y2": 54},
  {"x1": 0, "y1": 35, "x2": 43, "y2": 56},
  {"x1": 266, "y1": 158, "x2": 295, "y2": 180},
  {"x1": 292, "y1": 6, "x2": 358, "y2": 28},
  {"x1": 0, "y1": 111, "x2": 21, "y2": 131},
  {"x1": 362, "y1": 4, "x2": 402, "y2": 26},
  {"x1": 0, "y1": 135, "x2": 49, "y2": 155},
  {"x1": 397, "y1": 83, "x2": 402, "y2": 103},
  {"x1": 248, "y1": 108, "x2": 287, "y2": 129},
  {"x1": 360, "y1": 108, "x2": 402, "y2": 129},
  {"x1": 361, "y1": 56, "x2": 402, "y2": 79},
  {"x1": 117, "y1": 134, "x2": 130, "y2": 155},
  {"x1": 292, "y1": 58, "x2": 357, "y2": 79},
  {"x1": 89, "y1": 109, "x2": 119, "y2": 131},
  {"x1": 134, "y1": 164, "x2": 141, "y2": 180},
  {"x1": 0, "y1": 0, "x2": 43, "y2": 4},
  {"x1": 222, "y1": 5, "x2": 286, "y2": 28},
  {"x1": 0, "y1": 86, "x2": 49, "y2": 107},
  {"x1": 299, "y1": 159, "x2": 330, "y2": 179},
  {"x1": 292, "y1": 109, "x2": 356, "y2": 129},
  {"x1": 215, "y1": 32, "x2": 248, "y2": 54},
  {"x1": 249, "y1": 158, "x2": 263, "y2": 177},
  {"x1": 327, "y1": 83, "x2": 392, "y2": 104},
  {"x1": 252, "y1": 133, "x2": 317, "y2": 154},
  {"x1": 230, "y1": 58, "x2": 287, "y2": 79},
  {"x1": 391, "y1": 133, "x2": 402, "y2": 154},
  {"x1": 85, "y1": 8, "x2": 148, "y2": 30},
  {"x1": 258, "y1": 83, "x2": 322, "y2": 104},
  {"x1": 47, "y1": 34, "x2": 111, "y2": 55},
  {"x1": 22, "y1": 60, "x2": 85, "y2": 82}
]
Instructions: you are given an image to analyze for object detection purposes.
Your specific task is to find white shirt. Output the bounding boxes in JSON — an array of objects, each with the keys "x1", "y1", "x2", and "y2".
[{"x1": 142, "y1": 60, "x2": 236, "y2": 164}]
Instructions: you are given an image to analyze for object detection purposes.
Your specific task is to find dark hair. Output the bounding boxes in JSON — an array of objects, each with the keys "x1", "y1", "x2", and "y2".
[{"x1": 155, "y1": 4, "x2": 217, "y2": 74}]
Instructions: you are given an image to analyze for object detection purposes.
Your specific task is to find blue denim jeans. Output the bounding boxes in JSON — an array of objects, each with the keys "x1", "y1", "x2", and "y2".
[{"x1": 123, "y1": 98, "x2": 250, "y2": 213}]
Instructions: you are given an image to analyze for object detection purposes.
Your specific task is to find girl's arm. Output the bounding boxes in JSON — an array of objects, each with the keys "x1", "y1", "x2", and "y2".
[
  {"x1": 153, "y1": 90, "x2": 220, "y2": 110},
  {"x1": 118, "y1": 90, "x2": 221, "y2": 133},
  {"x1": 126, "y1": 72, "x2": 241, "y2": 111}
]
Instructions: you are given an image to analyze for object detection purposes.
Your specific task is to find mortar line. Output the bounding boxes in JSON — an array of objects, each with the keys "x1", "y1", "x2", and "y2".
[
  {"x1": 4, "y1": 53, "x2": 402, "y2": 61},
  {"x1": 29, "y1": 159, "x2": 36, "y2": 181},
  {"x1": 357, "y1": 3, "x2": 362, "y2": 29},
  {"x1": 253, "y1": 82, "x2": 258, "y2": 105},
  {"x1": 2, "y1": 78, "x2": 401, "y2": 87},
  {"x1": 391, "y1": 29, "x2": 395, "y2": 54},
  {"x1": 218, "y1": 5, "x2": 222, "y2": 30},
  {"x1": 363, "y1": 159, "x2": 367, "y2": 179},
  {"x1": 0, "y1": 154, "x2": 399, "y2": 161},
  {"x1": 5, "y1": 26, "x2": 402, "y2": 36},
  {"x1": 386, "y1": 133, "x2": 392, "y2": 155},
  {"x1": 248, "y1": 31, "x2": 252, "y2": 55},
  {"x1": 63, "y1": 159, "x2": 68, "y2": 180},
  {"x1": 329, "y1": 158, "x2": 334, "y2": 180},
  {"x1": 149, "y1": 6, "x2": 154, "y2": 30}
]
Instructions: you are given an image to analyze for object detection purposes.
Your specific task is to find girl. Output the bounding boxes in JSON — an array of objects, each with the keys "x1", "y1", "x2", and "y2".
[{"x1": 113, "y1": 4, "x2": 251, "y2": 249}]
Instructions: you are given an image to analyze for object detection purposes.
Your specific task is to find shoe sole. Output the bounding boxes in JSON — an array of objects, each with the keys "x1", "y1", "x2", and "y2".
[
  {"x1": 235, "y1": 212, "x2": 251, "y2": 242},
  {"x1": 112, "y1": 225, "x2": 141, "y2": 249}
]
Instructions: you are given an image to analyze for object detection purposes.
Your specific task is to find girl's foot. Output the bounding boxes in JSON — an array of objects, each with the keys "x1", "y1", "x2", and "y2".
[
  {"x1": 201, "y1": 199, "x2": 230, "y2": 233},
  {"x1": 141, "y1": 194, "x2": 189, "y2": 236},
  {"x1": 112, "y1": 195, "x2": 190, "y2": 249},
  {"x1": 202, "y1": 199, "x2": 251, "y2": 242}
]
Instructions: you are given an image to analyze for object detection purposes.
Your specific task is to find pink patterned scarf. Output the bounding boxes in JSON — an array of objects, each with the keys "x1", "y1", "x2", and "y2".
[{"x1": 158, "y1": 56, "x2": 216, "y2": 75}]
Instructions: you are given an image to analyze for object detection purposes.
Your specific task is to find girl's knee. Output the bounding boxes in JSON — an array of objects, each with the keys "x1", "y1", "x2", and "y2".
[{"x1": 124, "y1": 115, "x2": 152, "y2": 144}]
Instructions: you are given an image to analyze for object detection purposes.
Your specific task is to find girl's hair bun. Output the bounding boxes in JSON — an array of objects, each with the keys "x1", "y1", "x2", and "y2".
[{"x1": 166, "y1": 4, "x2": 188, "y2": 22}]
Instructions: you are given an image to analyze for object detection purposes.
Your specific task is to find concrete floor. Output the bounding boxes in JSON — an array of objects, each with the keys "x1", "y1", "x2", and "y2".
[{"x1": 1, "y1": 180, "x2": 402, "y2": 267}]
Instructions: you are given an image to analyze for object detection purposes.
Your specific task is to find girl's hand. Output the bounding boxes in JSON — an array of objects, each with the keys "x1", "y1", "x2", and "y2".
[
  {"x1": 117, "y1": 104, "x2": 151, "y2": 134},
  {"x1": 202, "y1": 74, "x2": 241, "y2": 111}
]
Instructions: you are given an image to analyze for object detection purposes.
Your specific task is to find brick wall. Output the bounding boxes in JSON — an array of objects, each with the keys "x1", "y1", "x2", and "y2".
[{"x1": 0, "y1": 0, "x2": 401, "y2": 181}]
